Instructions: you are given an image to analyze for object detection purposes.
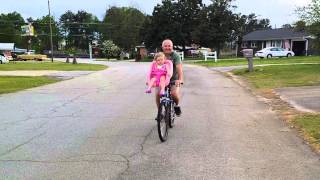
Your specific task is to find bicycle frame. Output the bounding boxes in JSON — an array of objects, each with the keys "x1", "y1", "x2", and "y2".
[{"x1": 160, "y1": 86, "x2": 173, "y2": 106}]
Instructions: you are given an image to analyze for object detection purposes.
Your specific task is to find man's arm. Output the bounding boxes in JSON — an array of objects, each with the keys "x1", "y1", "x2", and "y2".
[{"x1": 176, "y1": 63, "x2": 183, "y2": 85}]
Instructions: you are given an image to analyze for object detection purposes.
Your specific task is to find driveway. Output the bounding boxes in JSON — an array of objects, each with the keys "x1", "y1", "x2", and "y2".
[
  {"x1": 210, "y1": 63, "x2": 320, "y2": 113},
  {"x1": 0, "y1": 61, "x2": 319, "y2": 179},
  {"x1": 275, "y1": 86, "x2": 320, "y2": 113}
]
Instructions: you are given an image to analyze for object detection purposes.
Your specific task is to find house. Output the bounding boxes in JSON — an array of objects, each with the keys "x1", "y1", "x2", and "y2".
[
  {"x1": 242, "y1": 28, "x2": 314, "y2": 56},
  {"x1": 135, "y1": 43, "x2": 147, "y2": 61}
]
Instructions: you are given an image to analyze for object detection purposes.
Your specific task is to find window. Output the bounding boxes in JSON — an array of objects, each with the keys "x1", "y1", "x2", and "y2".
[
  {"x1": 241, "y1": 42, "x2": 247, "y2": 48},
  {"x1": 251, "y1": 42, "x2": 257, "y2": 48},
  {"x1": 271, "y1": 40, "x2": 282, "y2": 47}
]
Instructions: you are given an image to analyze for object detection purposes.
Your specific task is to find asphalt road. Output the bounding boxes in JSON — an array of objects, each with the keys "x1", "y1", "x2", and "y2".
[{"x1": 0, "y1": 61, "x2": 319, "y2": 179}]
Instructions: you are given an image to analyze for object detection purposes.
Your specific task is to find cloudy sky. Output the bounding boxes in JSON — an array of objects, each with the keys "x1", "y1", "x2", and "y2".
[{"x1": 0, "y1": 0, "x2": 311, "y2": 27}]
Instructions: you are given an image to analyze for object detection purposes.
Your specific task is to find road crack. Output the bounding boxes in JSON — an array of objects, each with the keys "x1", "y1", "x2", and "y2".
[
  {"x1": 0, "y1": 132, "x2": 46, "y2": 157},
  {"x1": 117, "y1": 127, "x2": 155, "y2": 179}
]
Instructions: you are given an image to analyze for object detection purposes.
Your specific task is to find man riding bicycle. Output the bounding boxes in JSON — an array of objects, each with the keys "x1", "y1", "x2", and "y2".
[{"x1": 155, "y1": 39, "x2": 184, "y2": 117}]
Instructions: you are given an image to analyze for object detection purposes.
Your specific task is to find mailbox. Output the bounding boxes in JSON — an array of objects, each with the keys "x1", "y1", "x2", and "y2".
[
  {"x1": 242, "y1": 49, "x2": 253, "y2": 58},
  {"x1": 241, "y1": 49, "x2": 254, "y2": 72}
]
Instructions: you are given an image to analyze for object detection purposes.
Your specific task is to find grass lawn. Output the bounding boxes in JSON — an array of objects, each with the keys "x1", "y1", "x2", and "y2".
[
  {"x1": 0, "y1": 76, "x2": 61, "y2": 94},
  {"x1": 233, "y1": 64, "x2": 320, "y2": 89},
  {"x1": 294, "y1": 114, "x2": 320, "y2": 144},
  {"x1": 0, "y1": 61, "x2": 107, "y2": 71},
  {"x1": 193, "y1": 56, "x2": 320, "y2": 67}
]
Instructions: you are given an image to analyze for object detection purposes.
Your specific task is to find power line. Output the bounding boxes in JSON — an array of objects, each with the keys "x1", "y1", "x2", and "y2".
[
  {"x1": 0, "y1": 19, "x2": 131, "y2": 25},
  {"x1": 0, "y1": 32, "x2": 97, "y2": 37}
]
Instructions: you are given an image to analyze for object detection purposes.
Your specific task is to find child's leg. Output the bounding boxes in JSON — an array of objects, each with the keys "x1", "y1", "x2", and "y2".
[
  {"x1": 146, "y1": 77, "x2": 156, "y2": 93},
  {"x1": 159, "y1": 76, "x2": 166, "y2": 95}
]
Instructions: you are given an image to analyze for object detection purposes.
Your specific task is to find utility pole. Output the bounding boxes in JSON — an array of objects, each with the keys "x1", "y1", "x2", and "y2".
[{"x1": 48, "y1": 0, "x2": 54, "y2": 62}]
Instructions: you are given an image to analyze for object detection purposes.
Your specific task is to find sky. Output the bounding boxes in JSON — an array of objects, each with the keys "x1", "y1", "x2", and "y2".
[{"x1": 0, "y1": 0, "x2": 311, "y2": 28}]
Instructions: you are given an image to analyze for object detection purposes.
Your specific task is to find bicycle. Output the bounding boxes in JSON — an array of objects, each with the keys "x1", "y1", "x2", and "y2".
[{"x1": 157, "y1": 82, "x2": 180, "y2": 142}]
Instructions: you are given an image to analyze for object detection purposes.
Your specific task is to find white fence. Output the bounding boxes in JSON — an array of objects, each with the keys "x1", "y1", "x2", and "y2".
[
  {"x1": 176, "y1": 51, "x2": 184, "y2": 61},
  {"x1": 204, "y1": 51, "x2": 217, "y2": 62}
]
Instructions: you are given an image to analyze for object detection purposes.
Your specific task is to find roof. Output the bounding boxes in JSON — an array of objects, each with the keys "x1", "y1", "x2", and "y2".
[
  {"x1": 243, "y1": 28, "x2": 310, "y2": 41},
  {"x1": 0, "y1": 43, "x2": 14, "y2": 50}
]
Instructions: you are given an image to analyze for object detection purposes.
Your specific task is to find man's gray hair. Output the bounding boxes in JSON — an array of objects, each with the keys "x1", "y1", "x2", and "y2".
[{"x1": 162, "y1": 39, "x2": 173, "y2": 47}]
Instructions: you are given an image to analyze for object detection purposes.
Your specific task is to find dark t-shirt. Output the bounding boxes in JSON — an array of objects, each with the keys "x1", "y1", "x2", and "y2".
[{"x1": 165, "y1": 51, "x2": 181, "y2": 82}]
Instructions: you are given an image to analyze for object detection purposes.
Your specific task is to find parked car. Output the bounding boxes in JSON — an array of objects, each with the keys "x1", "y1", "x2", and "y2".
[
  {"x1": 255, "y1": 47, "x2": 295, "y2": 59},
  {"x1": 0, "y1": 53, "x2": 9, "y2": 64}
]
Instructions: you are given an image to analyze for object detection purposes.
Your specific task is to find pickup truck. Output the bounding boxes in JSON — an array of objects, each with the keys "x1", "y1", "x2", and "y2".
[{"x1": 17, "y1": 54, "x2": 48, "y2": 61}]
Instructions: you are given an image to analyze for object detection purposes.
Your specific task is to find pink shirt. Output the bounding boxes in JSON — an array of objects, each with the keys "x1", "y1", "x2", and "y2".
[{"x1": 147, "y1": 60, "x2": 173, "y2": 87}]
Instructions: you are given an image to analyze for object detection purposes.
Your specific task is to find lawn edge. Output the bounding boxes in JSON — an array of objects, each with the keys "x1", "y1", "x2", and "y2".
[{"x1": 217, "y1": 69, "x2": 320, "y2": 154}]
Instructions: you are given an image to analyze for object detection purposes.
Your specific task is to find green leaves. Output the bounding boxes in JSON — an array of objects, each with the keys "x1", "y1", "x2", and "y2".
[
  {"x1": 143, "y1": 0, "x2": 203, "y2": 50},
  {"x1": 0, "y1": 12, "x2": 25, "y2": 47},
  {"x1": 101, "y1": 40, "x2": 120, "y2": 59},
  {"x1": 59, "y1": 10, "x2": 99, "y2": 50},
  {"x1": 297, "y1": 0, "x2": 320, "y2": 49},
  {"x1": 102, "y1": 7, "x2": 146, "y2": 51}
]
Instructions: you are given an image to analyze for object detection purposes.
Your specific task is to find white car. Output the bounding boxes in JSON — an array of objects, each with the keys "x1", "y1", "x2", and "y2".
[
  {"x1": 0, "y1": 53, "x2": 9, "y2": 64},
  {"x1": 255, "y1": 47, "x2": 295, "y2": 59}
]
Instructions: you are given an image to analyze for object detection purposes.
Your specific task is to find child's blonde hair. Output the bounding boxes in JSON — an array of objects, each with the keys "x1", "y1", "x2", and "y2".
[{"x1": 154, "y1": 52, "x2": 165, "y2": 61}]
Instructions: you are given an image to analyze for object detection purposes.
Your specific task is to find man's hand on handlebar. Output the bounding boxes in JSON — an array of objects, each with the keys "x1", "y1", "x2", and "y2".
[{"x1": 175, "y1": 80, "x2": 184, "y2": 87}]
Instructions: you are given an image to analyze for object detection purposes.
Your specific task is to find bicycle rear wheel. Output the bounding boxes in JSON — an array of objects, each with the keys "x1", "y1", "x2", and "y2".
[{"x1": 157, "y1": 103, "x2": 168, "y2": 142}]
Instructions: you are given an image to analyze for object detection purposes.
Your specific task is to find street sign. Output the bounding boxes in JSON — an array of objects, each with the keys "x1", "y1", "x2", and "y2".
[{"x1": 21, "y1": 24, "x2": 34, "y2": 36}]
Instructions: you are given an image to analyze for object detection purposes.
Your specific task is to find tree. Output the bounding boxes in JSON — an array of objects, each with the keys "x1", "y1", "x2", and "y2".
[
  {"x1": 196, "y1": 0, "x2": 237, "y2": 57},
  {"x1": 172, "y1": 0, "x2": 203, "y2": 51},
  {"x1": 297, "y1": 0, "x2": 320, "y2": 49},
  {"x1": 0, "y1": 12, "x2": 25, "y2": 47},
  {"x1": 297, "y1": 0, "x2": 320, "y2": 24},
  {"x1": 232, "y1": 13, "x2": 271, "y2": 54},
  {"x1": 31, "y1": 15, "x2": 62, "y2": 53},
  {"x1": 101, "y1": 40, "x2": 120, "y2": 59},
  {"x1": 142, "y1": 0, "x2": 203, "y2": 51},
  {"x1": 102, "y1": 7, "x2": 146, "y2": 51},
  {"x1": 282, "y1": 24, "x2": 292, "y2": 29},
  {"x1": 142, "y1": 0, "x2": 176, "y2": 49},
  {"x1": 293, "y1": 20, "x2": 307, "y2": 32},
  {"x1": 60, "y1": 10, "x2": 100, "y2": 50}
]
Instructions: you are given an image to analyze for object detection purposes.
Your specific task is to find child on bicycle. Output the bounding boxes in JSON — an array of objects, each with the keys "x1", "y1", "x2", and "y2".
[{"x1": 145, "y1": 52, "x2": 173, "y2": 95}]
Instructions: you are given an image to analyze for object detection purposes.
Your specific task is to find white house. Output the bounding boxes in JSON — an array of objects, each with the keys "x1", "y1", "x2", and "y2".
[{"x1": 242, "y1": 28, "x2": 315, "y2": 56}]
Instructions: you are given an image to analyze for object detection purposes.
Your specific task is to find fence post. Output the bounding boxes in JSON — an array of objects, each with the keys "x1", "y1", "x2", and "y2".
[
  {"x1": 214, "y1": 52, "x2": 217, "y2": 62},
  {"x1": 204, "y1": 52, "x2": 207, "y2": 61},
  {"x1": 181, "y1": 51, "x2": 184, "y2": 61},
  {"x1": 176, "y1": 51, "x2": 184, "y2": 61}
]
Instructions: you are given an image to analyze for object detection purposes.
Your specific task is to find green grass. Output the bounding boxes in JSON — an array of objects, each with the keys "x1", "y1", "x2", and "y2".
[
  {"x1": 233, "y1": 64, "x2": 320, "y2": 89},
  {"x1": 193, "y1": 56, "x2": 320, "y2": 67},
  {"x1": 294, "y1": 114, "x2": 320, "y2": 143},
  {"x1": 0, "y1": 61, "x2": 107, "y2": 71},
  {"x1": 0, "y1": 76, "x2": 61, "y2": 94}
]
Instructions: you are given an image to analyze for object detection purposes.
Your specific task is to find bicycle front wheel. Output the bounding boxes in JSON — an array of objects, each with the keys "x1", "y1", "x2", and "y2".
[
  {"x1": 168, "y1": 102, "x2": 175, "y2": 128},
  {"x1": 157, "y1": 103, "x2": 168, "y2": 142}
]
